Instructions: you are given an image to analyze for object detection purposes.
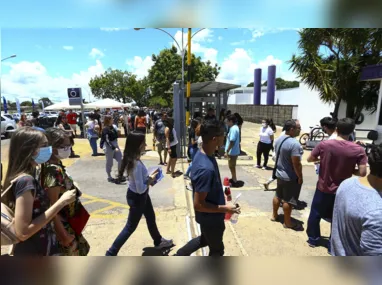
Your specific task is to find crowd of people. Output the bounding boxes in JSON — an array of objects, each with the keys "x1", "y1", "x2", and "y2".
[{"x1": 1, "y1": 105, "x2": 381, "y2": 257}]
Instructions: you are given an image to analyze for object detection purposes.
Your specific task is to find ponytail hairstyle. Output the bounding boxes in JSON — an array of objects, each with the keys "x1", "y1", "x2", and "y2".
[
  {"x1": 269, "y1": 118, "x2": 276, "y2": 132},
  {"x1": 118, "y1": 131, "x2": 146, "y2": 179}
]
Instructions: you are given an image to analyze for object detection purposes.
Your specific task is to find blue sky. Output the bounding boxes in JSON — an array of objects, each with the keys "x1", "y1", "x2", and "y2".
[{"x1": 1, "y1": 28, "x2": 302, "y2": 103}]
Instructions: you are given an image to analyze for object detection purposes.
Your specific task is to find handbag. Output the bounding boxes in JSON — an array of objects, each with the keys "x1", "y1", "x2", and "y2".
[
  {"x1": 67, "y1": 202, "x2": 90, "y2": 236},
  {"x1": 272, "y1": 137, "x2": 291, "y2": 180},
  {"x1": 67, "y1": 183, "x2": 89, "y2": 236},
  {"x1": 1, "y1": 174, "x2": 34, "y2": 246}
]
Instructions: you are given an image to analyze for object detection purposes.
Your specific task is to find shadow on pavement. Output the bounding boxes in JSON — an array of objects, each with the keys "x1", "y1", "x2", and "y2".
[
  {"x1": 231, "y1": 180, "x2": 245, "y2": 188},
  {"x1": 142, "y1": 246, "x2": 175, "y2": 256},
  {"x1": 273, "y1": 214, "x2": 305, "y2": 231}
]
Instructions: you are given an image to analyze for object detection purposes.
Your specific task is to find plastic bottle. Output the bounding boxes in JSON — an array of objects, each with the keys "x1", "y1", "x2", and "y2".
[
  {"x1": 230, "y1": 212, "x2": 239, "y2": 224},
  {"x1": 230, "y1": 194, "x2": 241, "y2": 224}
]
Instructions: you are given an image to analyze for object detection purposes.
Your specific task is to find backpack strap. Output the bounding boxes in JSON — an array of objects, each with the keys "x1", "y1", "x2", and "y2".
[
  {"x1": 1, "y1": 174, "x2": 33, "y2": 199},
  {"x1": 272, "y1": 137, "x2": 291, "y2": 179}
]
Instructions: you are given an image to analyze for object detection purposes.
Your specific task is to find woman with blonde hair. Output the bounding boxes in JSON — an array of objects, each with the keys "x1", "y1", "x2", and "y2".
[
  {"x1": 2, "y1": 127, "x2": 76, "y2": 256},
  {"x1": 41, "y1": 128, "x2": 90, "y2": 255}
]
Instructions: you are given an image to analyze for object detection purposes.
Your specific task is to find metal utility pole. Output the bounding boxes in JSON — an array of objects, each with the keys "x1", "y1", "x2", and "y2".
[{"x1": 186, "y1": 28, "x2": 192, "y2": 127}]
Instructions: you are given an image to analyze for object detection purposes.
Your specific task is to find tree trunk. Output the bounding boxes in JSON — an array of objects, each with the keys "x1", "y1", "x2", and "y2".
[{"x1": 332, "y1": 97, "x2": 342, "y2": 119}]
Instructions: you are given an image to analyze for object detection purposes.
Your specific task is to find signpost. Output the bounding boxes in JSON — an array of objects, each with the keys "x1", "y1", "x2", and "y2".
[{"x1": 67, "y1": 88, "x2": 86, "y2": 138}]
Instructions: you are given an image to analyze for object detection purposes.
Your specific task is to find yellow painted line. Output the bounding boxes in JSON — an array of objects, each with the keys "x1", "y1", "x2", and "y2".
[
  {"x1": 90, "y1": 214, "x2": 128, "y2": 219},
  {"x1": 82, "y1": 199, "x2": 105, "y2": 206},
  {"x1": 89, "y1": 205, "x2": 118, "y2": 215},
  {"x1": 81, "y1": 193, "x2": 129, "y2": 209}
]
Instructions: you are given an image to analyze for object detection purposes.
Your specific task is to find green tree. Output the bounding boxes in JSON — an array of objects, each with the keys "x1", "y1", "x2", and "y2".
[
  {"x1": 289, "y1": 28, "x2": 381, "y2": 120},
  {"x1": 89, "y1": 69, "x2": 148, "y2": 105},
  {"x1": 148, "y1": 46, "x2": 221, "y2": 106},
  {"x1": 20, "y1": 101, "x2": 32, "y2": 107},
  {"x1": 247, "y1": 78, "x2": 300, "y2": 89}
]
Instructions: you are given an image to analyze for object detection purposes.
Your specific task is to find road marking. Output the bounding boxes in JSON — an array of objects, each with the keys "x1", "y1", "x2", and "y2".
[
  {"x1": 228, "y1": 222, "x2": 249, "y2": 256},
  {"x1": 81, "y1": 193, "x2": 130, "y2": 209},
  {"x1": 231, "y1": 186, "x2": 264, "y2": 191},
  {"x1": 90, "y1": 205, "x2": 119, "y2": 216}
]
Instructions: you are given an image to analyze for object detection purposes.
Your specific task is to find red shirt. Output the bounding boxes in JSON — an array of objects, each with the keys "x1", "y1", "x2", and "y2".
[
  {"x1": 311, "y1": 140, "x2": 368, "y2": 194},
  {"x1": 67, "y1": 113, "x2": 77, "y2": 124}
]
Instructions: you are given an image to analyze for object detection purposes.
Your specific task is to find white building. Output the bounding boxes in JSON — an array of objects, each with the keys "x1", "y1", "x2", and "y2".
[{"x1": 228, "y1": 74, "x2": 382, "y2": 142}]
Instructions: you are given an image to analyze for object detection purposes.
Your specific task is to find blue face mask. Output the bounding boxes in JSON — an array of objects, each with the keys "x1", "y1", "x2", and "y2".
[{"x1": 33, "y1": 146, "x2": 53, "y2": 164}]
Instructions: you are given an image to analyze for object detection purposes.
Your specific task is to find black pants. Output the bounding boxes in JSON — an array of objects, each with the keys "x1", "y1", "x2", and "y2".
[
  {"x1": 106, "y1": 190, "x2": 162, "y2": 256},
  {"x1": 136, "y1": 127, "x2": 146, "y2": 134},
  {"x1": 175, "y1": 218, "x2": 225, "y2": 256},
  {"x1": 257, "y1": 141, "x2": 272, "y2": 167}
]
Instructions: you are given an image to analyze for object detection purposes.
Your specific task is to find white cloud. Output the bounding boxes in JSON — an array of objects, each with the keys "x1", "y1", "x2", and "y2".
[
  {"x1": 89, "y1": 48, "x2": 104, "y2": 58},
  {"x1": 249, "y1": 30, "x2": 265, "y2": 42},
  {"x1": 248, "y1": 28, "x2": 300, "y2": 42},
  {"x1": 126, "y1": 56, "x2": 154, "y2": 79},
  {"x1": 171, "y1": 29, "x2": 218, "y2": 64},
  {"x1": 63, "y1": 46, "x2": 73, "y2": 51},
  {"x1": 2, "y1": 60, "x2": 105, "y2": 103},
  {"x1": 218, "y1": 36, "x2": 223, "y2": 40},
  {"x1": 217, "y1": 48, "x2": 294, "y2": 86}
]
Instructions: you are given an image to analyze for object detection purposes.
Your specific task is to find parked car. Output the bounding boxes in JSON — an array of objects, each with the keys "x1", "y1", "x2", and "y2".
[
  {"x1": 39, "y1": 116, "x2": 57, "y2": 129},
  {"x1": 43, "y1": 111, "x2": 59, "y2": 117},
  {"x1": 1, "y1": 115, "x2": 17, "y2": 138}
]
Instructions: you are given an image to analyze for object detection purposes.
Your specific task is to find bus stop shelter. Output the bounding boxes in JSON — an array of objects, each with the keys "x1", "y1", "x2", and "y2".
[{"x1": 189, "y1": 81, "x2": 240, "y2": 117}]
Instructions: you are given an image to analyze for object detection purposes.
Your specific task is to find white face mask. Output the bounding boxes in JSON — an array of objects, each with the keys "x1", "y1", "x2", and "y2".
[
  {"x1": 57, "y1": 148, "x2": 71, "y2": 159},
  {"x1": 262, "y1": 123, "x2": 267, "y2": 128}
]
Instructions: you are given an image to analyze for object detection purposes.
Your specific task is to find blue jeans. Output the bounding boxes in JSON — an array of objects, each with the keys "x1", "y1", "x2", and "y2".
[
  {"x1": 185, "y1": 146, "x2": 198, "y2": 176},
  {"x1": 88, "y1": 137, "x2": 98, "y2": 155},
  {"x1": 307, "y1": 188, "x2": 336, "y2": 247},
  {"x1": 106, "y1": 190, "x2": 162, "y2": 256}
]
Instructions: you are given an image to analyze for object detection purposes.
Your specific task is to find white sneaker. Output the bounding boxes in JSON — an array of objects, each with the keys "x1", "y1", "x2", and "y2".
[{"x1": 156, "y1": 238, "x2": 173, "y2": 249}]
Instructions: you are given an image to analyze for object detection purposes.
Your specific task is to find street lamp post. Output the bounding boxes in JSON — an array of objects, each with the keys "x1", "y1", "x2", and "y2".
[
  {"x1": 134, "y1": 28, "x2": 205, "y2": 158},
  {"x1": 1, "y1": 54, "x2": 16, "y2": 62}
]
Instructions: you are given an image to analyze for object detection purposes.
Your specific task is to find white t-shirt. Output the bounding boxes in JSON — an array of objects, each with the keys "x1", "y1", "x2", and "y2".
[
  {"x1": 329, "y1": 132, "x2": 337, "y2": 140},
  {"x1": 146, "y1": 114, "x2": 150, "y2": 124},
  {"x1": 167, "y1": 128, "x2": 179, "y2": 147},
  {"x1": 259, "y1": 126, "x2": 274, "y2": 144},
  {"x1": 197, "y1": 136, "x2": 203, "y2": 149}
]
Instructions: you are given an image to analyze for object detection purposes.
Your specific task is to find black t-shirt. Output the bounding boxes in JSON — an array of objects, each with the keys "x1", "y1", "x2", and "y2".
[
  {"x1": 204, "y1": 114, "x2": 216, "y2": 121},
  {"x1": 131, "y1": 114, "x2": 136, "y2": 128},
  {"x1": 188, "y1": 128, "x2": 196, "y2": 146},
  {"x1": 191, "y1": 151, "x2": 225, "y2": 224},
  {"x1": 12, "y1": 176, "x2": 58, "y2": 256}
]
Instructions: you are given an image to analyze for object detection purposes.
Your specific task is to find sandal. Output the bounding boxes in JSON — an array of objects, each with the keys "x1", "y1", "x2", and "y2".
[
  {"x1": 270, "y1": 215, "x2": 279, "y2": 222},
  {"x1": 166, "y1": 171, "x2": 172, "y2": 175},
  {"x1": 283, "y1": 223, "x2": 304, "y2": 231}
]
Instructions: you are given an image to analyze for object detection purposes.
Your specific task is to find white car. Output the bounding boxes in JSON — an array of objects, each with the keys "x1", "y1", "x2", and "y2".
[
  {"x1": 43, "y1": 111, "x2": 59, "y2": 117},
  {"x1": 1, "y1": 115, "x2": 17, "y2": 138}
]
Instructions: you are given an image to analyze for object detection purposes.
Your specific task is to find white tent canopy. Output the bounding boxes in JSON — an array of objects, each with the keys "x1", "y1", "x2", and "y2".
[
  {"x1": 84, "y1": 98, "x2": 134, "y2": 109},
  {"x1": 44, "y1": 100, "x2": 82, "y2": 110}
]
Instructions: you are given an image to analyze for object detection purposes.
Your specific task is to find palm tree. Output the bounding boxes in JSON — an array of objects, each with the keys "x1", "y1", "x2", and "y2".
[{"x1": 289, "y1": 28, "x2": 381, "y2": 121}]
